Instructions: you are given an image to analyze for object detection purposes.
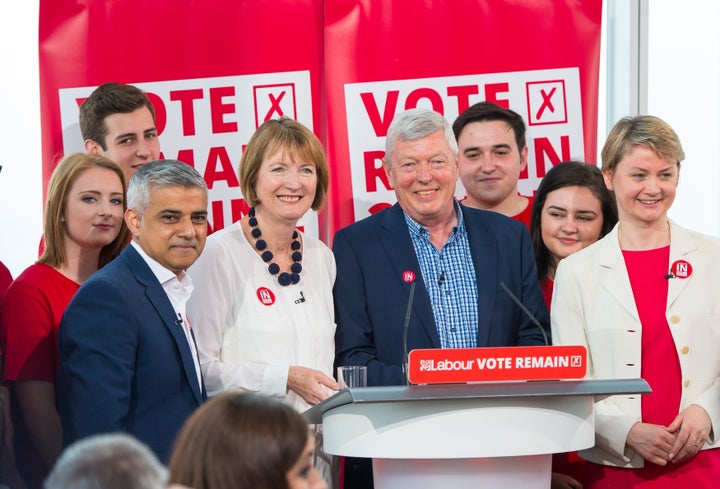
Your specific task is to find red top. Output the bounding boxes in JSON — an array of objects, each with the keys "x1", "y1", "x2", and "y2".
[
  {"x1": 0, "y1": 261, "x2": 12, "y2": 356},
  {"x1": 541, "y1": 277, "x2": 553, "y2": 311},
  {"x1": 0, "y1": 263, "x2": 80, "y2": 489},
  {"x1": 0, "y1": 263, "x2": 79, "y2": 382},
  {"x1": 512, "y1": 194, "x2": 534, "y2": 229},
  {"x1": 0, "y1": 261, "x2": 12, "y2": 299},
  {"x1": 585, "y1": 246, "x2": 720, "y2": 488}
]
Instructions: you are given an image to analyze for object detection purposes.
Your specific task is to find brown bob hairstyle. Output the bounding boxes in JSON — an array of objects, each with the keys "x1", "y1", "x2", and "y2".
[
  {"x1": 238, "y1": 117, "x2": 329, "y2": 211},
  {"x1": 39, "y1": 152, "x2": 130, "y2": 269},
  {"x1": 168, "y1": 392, "x2": 310, "y2": 489}
]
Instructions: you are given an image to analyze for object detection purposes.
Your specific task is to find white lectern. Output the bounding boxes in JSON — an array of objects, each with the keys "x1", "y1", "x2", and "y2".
[{"x1": 305, "y1": 379, "x2": 650, "y2": 489}]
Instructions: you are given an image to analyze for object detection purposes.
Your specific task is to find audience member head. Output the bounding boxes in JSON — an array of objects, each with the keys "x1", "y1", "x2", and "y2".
[
  {"x1": 44, "y1": 433, "x2": 166, "y2": 489},
  {"x1": 126, "y1": 160, "x2": 208, "y2": 277},
  {"x1": 239, "y1": 117, "x2": 329, "y2": 211},
  {"x1": 168, "y1": 392, "x2": 326, "y2": 489},
  {"x1": 40, "y1": 152, "x2": 130, "y2": 268},
  {"x1": 452, "y1": 101, "x2": 528, "y2": 211},
  {"x1": 80, "y1": 82, "x2": 160, "y2": 181},
  {"x1": 530, "y1": 161, "x2": 617, "y2": 281},
  {"x1": 383, "y1": 108, "x2": 459, "y2": 228}
]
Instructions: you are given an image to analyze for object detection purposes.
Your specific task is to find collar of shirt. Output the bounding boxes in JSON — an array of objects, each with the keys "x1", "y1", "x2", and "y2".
[
  {"x1": 130, "y1": 241, "x2": 194, "y2": 302},
  {"x1": 403, "y1": 199, "x2": 465, "y2": 244}
]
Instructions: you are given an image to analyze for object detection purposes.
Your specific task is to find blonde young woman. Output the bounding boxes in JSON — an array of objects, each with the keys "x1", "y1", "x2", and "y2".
[{"x1": 0, "y1": 153, "x2": 128, "y2": 489}]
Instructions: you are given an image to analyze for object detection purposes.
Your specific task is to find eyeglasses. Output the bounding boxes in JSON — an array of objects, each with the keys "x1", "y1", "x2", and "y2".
[{"x1": 393, "y1": 160, "x2": 450, "y2": 174}]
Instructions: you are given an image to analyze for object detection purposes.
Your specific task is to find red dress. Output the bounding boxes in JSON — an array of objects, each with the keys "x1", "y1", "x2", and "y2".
[
  {"x1": 0, "y1": 263, "x2": 80, "y2": 489},
  {"x1": 585, "y1": 246, "x2": 720, "y2": 488},
  {"x1": 0, "y1": 260, "x2": 12, "y2": 299},
  {"x1": 541, "y1": 277, "x2": 554, "y2": 311}
]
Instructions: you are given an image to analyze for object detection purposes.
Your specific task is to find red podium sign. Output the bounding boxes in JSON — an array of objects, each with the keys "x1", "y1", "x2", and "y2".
[{"x1": 408, "y1": 345, "x2": 587, "y2": 384}]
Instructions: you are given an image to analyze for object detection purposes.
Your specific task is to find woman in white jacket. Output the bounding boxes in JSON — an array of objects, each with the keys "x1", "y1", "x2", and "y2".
[{"x1": 551, "y1": 115, "x2": 720, "y2": 488}]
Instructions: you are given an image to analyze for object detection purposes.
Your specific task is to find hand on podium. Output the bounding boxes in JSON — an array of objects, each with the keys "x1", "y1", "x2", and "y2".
[{"x1": 288, "y1": 366, "x2": 340, "y2": 406}]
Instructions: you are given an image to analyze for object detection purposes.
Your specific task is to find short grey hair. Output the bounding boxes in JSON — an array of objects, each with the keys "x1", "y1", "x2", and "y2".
[
  {"x1": 127, "y1": 160, "x2": 208, "y2": 216},
  {"x1": 44, "y1": 434, "x2": 167, "y2": 489},
  {"x1": 385, "y1": 108, "x2": 458, "y2": 162}
]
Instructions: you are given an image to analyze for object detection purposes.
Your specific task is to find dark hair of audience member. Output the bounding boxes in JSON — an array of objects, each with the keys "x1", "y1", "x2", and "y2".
[{"x1": 168, "y1": 392, "x2": 310, "y2": 489}]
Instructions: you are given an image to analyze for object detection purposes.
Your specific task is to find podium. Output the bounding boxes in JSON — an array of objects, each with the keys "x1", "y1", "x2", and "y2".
[{"x1": 305, "y1": 379, "x2": 650, "y2": 488}]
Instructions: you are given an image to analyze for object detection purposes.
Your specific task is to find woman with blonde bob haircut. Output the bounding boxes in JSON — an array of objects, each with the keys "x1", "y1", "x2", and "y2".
[
  {"x1": 0, "y1": 152, "x2": 128, "y2": 488},
  {"x1": 552, "y1": 116, "x2": 720, "y2": 487},
  {"x1": 168, "y1": 392, "x2": 326, "y2": 489}
]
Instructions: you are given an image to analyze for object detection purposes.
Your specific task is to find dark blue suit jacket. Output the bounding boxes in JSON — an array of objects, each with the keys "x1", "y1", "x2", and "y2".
[
  {"x1": 333, "y1": 203, "x2": 550, "y2": 386},
  {"x1": 57, "y1": 245, "x2": 205, "y2": 462}
]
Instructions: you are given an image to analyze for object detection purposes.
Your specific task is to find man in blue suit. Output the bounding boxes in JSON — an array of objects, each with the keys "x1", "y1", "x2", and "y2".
[
  {"x1": 334, "y1": 108, "x2": 550, "y2": 387},
  {"x1": 58, "y1": 160, "x2": 208, "y2": 462}
]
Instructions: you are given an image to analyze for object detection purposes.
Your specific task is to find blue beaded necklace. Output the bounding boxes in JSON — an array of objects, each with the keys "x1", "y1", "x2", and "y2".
[{"x1": 248, "y1": 207, "x2": 302, "y2": 286}]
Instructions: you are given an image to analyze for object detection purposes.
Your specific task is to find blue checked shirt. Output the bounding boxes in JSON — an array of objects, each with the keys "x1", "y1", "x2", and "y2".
[{"x1": 404, "y1": 202, "x2": 478, "y2": 348}]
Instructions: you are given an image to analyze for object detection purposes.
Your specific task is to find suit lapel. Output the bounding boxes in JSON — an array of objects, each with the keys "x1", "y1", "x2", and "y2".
[
  {"x1": 125, "y1": 247, "x2": 204, "y2": 405},
  {"x1": 667, "y1": 221, "x2": 696, "y2": 309},
  {"x1": 598, "y1": 226, "x2": 640, "y2": 322},
  {"x1": 462, "y1": 208, "x2": 497, "y2": 347},
  {"x1": 378, "y1": 205, "x2": 440, "y2": 348}
]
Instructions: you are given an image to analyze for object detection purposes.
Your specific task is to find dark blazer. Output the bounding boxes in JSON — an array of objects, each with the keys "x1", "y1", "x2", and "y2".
[
  {"x1": 57, "y1": 245, "x2": 205, "y2": 462},
  {"x1": 333, "y1": 203, "x2": 550, "y2": 386}
]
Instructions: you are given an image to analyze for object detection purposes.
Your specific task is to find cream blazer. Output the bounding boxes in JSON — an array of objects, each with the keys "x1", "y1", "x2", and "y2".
[{"x1": 551, "y1": 221, "x2": 720, "y2": 468}]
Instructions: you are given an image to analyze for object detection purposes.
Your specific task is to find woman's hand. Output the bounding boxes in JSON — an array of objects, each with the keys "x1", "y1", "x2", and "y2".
[
  {"x1": 287, "y1": 366, "x2": 340, "y2": 406},
  {"x1": 666, "y1": 404, "x2": 712, "y2": 463},
  {"x1": 551, "y1": 471, "x2": 583, "y2": 489},
  {"x1": 626, "y1": 422, "x2": 677, "y2": 465}
]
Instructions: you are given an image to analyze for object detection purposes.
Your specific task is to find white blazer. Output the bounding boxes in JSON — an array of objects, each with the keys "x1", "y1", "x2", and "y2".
[{"x1": 551, "y1": 221, "x2": 720, "y2": 468}]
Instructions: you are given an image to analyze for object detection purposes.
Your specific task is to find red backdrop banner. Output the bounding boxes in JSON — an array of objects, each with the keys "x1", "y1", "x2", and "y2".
[
  {"x1": 38, "y1": 0, "x2": 602, "y2": 240},
  {"x1": 39, "y1": 0, "x2": 325, "y2": 235}
]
